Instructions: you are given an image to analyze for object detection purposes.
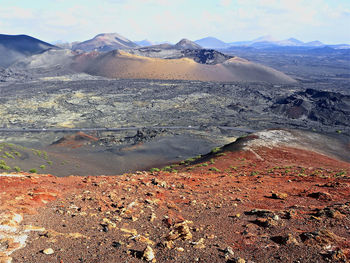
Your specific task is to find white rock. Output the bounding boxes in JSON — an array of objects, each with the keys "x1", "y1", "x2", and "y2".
[
  {"x1": 42, "y1": 248, "x2": 54, "y2": 255},
  {"x1": 143, "y1": 246, "x2": 155, "y2": 262}
]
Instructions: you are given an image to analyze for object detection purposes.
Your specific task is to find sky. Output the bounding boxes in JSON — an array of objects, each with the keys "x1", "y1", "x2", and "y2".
[{"x1": 0, "y1": 0, "x2": 349, "y2": 44}]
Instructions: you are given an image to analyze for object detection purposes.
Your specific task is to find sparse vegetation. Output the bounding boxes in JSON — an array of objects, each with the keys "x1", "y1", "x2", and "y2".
[
  {"x1": 42, "y1": 151, "x2": 48, "y2": 160},
  {"x1": 13, "y1": 151, "x2": 21, "y2": 157},
  {"x1": 336, "y1": 171, "x2": 346, "y2": 176},
  {"x1": 149, "y1": 168, "x2": 160, "y2": 173},
  {"x1": 29, "y1": 168, "x2": 37, "y2": 173},
  {"x1": 13, "y1": 166, "x2": 21, "y2": 172},
  {"x1": 32, "y1": 149, "x2": 42, "y2": 157},
  {"x1": 185, "y1": 157, "x2": 196, "y2": 163},
  {"x1": 40, "y1": 165, "x2": 46, "y2": 170},
  {"x1": 0, "y1": 163, "x2": 11, "y2": 170},
  {"x1": 4, "y1": 152, "x2": 15, "y2": 159},
  {"x1": 211, "y1": 147, "x2": 221, "y2": 154},
  {"x1": 209, "y1": 167, "x2": 221, "y2": 172}
]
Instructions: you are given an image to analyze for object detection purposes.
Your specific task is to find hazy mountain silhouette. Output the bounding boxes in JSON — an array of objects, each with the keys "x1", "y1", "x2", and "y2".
[
  {"x1": 135, "y1": 39, "x2": 153, "y2": 47},
  {"x1": 195, "y1": 37, "x2": 229, "y2": 49}
]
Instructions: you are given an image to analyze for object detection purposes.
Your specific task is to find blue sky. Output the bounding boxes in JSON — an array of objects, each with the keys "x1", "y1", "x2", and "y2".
[{"x1": 0, "y1": 0, "x2": 349, "y2": 44}]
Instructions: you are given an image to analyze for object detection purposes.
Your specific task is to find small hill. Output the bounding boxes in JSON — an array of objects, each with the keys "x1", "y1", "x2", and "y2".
[
  {"x1": 174, "y1": 39, "x2": 202, "y2": 50},
  {"x1": 195, "y1": 37, "x2": 229, "y2": 49},
  {"x1": 72, "y1": 33, "x2": 139, "y2": 52},
  {"x1": 0, "y1": 34, "x2": 56, "y2": 67}
]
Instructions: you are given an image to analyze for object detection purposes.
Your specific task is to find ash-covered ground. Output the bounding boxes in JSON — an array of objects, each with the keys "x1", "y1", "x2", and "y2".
[{"x1": 0, "y1": 49, "x2": 349, "y2": 175}]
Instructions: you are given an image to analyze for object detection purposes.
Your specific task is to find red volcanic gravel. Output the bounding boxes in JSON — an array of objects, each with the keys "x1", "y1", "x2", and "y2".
[{"x1": 1, "y1": 145, "x2": 349, "y2": 263}]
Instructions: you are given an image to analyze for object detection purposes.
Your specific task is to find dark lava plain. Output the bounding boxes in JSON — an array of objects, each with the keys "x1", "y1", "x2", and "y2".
[{"x1": 0, "y1": 49, "x2": 349, "y2": 176}]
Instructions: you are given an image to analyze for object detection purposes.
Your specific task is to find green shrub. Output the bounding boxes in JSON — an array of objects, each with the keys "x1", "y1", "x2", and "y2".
[
  {"x1": 336, "y1": 171, "x2": 346, "y2": 176},
  {"x1": 185, "y1": 158, "x2": 196, "y2": 163},
  {"x1": 29, "y1": 168, "x2": 37, "y2": 173},
  {"x1": 4, "y1": 152, "x2": 15, "y2": 159},
  {"x1": 0, "y1": 164, "x2": 11, "y2": 170},
  {"x1": 209, "y1": 167, "x2": 221, "y2": 172},
  {"x1": 211, "y1": 147, "x2": 221, "y2": 154},
  {"x1": 32, "y1": 149, "x2": 42, "y2": 157},
  {"x1": 47, "y1": 161, "x2": 53, "y2": 165},
  {"x1": 42, "y1": 151, "x2": 48, "y2": 160},
  {"x1": 161, "y1": 166, "x2": 172, "y2": 172},
  {"x1": 40, "y1": 165, "x2": 46, "y2": 170},
  {"x1": 13, "y1": 166, "x2": 21, "y2": 172},
  {"x1": 13, "y1": 151, "x2": 21, "y2": 157},
  {"x1": 150, "y1": 168, "x2": 160, "y2": 173}
]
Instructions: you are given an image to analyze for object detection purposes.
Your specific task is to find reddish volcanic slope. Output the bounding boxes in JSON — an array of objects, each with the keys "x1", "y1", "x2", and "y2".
[{"x1": 0, "y1": 130, "x2": 349, "y2": 263}]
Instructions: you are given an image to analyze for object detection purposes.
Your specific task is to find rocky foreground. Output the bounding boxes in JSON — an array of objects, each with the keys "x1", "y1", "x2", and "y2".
[{"x1": 0, "y1": 130, "x2": 349, "y2": 263}]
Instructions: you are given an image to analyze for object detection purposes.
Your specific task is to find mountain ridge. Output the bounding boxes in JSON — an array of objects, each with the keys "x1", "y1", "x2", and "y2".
[{"x1": 72, "y1": 33, "x2": 139, "y2": 52}]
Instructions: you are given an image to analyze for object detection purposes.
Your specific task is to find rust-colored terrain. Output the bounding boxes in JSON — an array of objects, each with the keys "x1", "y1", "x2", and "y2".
[{"x1": 0, "y1": 131, "x2": 349, "y2": 263}]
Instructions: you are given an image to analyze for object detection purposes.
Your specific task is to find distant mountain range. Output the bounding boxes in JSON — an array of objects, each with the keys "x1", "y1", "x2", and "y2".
[
  {"x1": 1, "y1": 32, "x2": 349, "y2": 71},
  {"x1": 194, "y1": 35, "x2": 350, "y2": 50},
  {"x1": 55, "y1": 33, "x2": 350, "y2": 51},
  {"x1": 134, "y1": 40, "x2": 173, "y2": 47}
]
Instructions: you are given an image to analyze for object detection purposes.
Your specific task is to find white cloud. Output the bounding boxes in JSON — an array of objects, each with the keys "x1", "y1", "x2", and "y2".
[
  {"x1": 0, "y1": 6, "x2": 34, "y2": 19},
  {"x1": 0, "y1": 0, "x2": 349, "y2": 43},
  {"x1": 219, "y1": 0, "x2": 232, "y2": 7}
]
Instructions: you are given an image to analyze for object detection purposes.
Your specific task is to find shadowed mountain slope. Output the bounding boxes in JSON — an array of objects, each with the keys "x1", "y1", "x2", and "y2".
[{"x1": 0, "y1": 34, "x2": 56, "y2": 67}]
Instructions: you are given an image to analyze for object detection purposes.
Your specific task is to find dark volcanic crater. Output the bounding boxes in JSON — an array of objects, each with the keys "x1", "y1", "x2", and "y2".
[{"x1": 271, "y1": 88, "x2": 350, "y2": 126}]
